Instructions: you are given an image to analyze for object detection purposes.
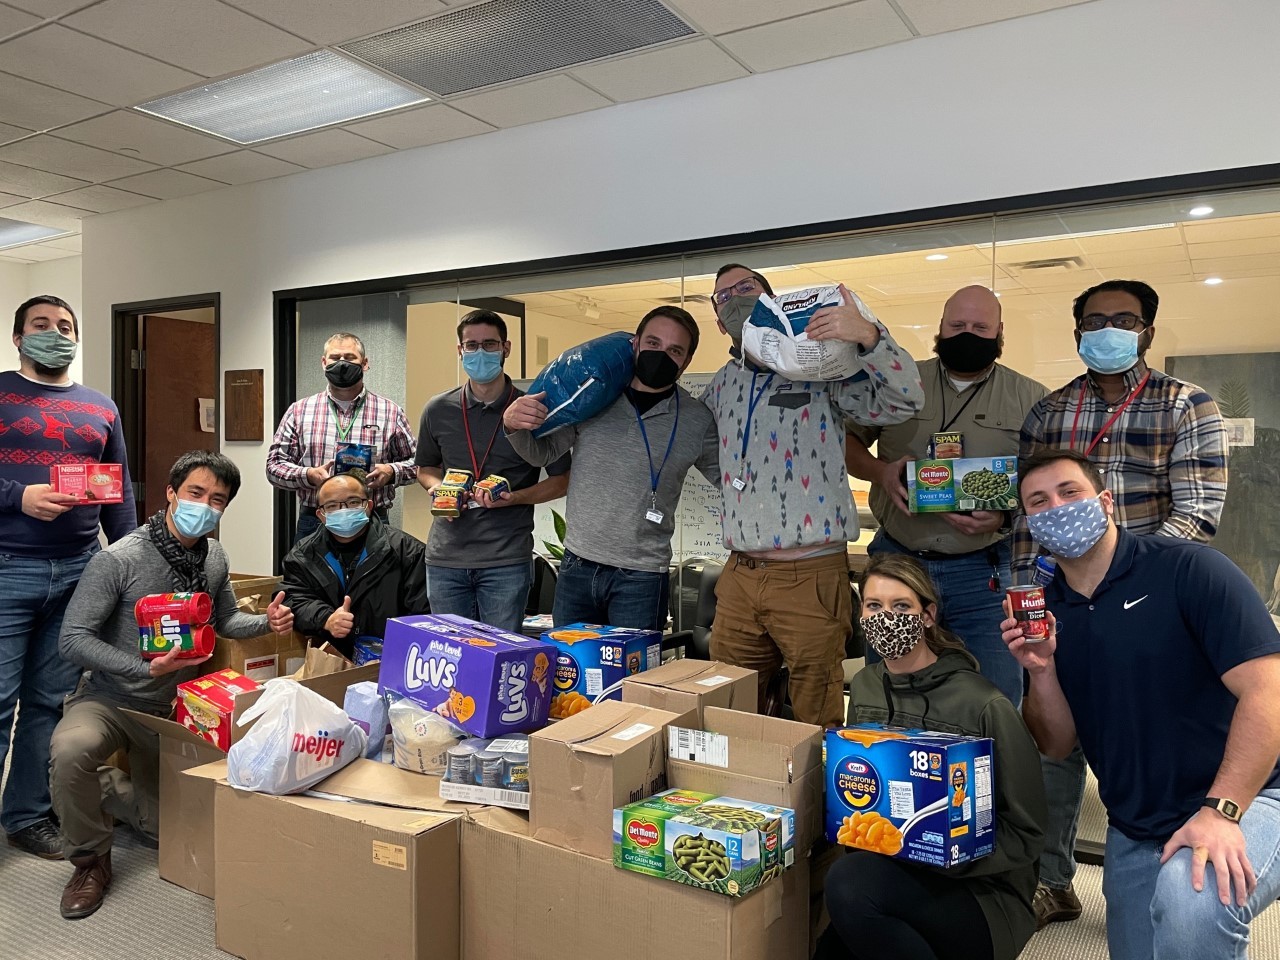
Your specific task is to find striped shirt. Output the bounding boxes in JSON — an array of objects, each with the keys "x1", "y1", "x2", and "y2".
[
  {"x1": 1011, "y1": 364, "x2": 1228, "y2": 579},
  {"x1": 266, "y1": 388, "x2": 417, "y2": 509}
]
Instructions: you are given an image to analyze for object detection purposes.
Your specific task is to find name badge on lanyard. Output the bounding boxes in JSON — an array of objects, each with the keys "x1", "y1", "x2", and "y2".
[
  {"x1": 635, "y1": 393, "x2": 679, "y2": 524},
  {"x1": 734, "y1": 371, "x2": 774, "y2": 492}
]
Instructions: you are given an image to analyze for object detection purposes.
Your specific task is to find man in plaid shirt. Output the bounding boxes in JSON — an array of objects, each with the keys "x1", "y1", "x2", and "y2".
[
  {"x1": 267, "y1": 332, "x2": 417, "y2": 542},
  {"x1": 1013, "y1": 279, "x2": 1229, "y2": 931}
]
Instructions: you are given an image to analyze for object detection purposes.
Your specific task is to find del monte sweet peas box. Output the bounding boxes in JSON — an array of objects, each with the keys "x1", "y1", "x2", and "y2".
[
  {"x1": 379, "y1": 614, "x2": 554, "y2": 738},
  {"x1": 906, "y1": 456, "x2": 1019, "y2": 514}
]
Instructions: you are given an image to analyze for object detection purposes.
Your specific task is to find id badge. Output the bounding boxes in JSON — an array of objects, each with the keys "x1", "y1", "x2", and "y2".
[
  {"x1": 731, "y1": 476, "x2": 747, "y2": 491},
  {"x1": 645, "y1": 508, "x2": 665, "y2": 524}
]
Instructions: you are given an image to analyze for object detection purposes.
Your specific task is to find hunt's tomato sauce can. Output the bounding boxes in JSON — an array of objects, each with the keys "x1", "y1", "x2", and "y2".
[{"x1": 1006, "y1": 585, "x2": 1048, "y2": 643}]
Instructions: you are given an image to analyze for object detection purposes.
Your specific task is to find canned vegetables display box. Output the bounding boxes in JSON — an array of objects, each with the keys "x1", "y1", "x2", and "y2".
[
  {"x1": 50, "y1": 462, "x2": 124, "y2": 504},
  {"x1": 439, "y1": 734, "x2": 530, "y2": 810},
  {"x1": 379, "y1": 614, "x2": 554, "y2": 738},
  {"x1": 613, "y1": 789, "x2": 796, "y2": 897},
  {"x1": 543, "y1": 623, "x2": 661, "y2": 719},
  {"x1": 907, "y1": 457, "x2": 1018, "y2": 513},
  {"x1": 825, "y1": 725, "x2": 994, "y2": 868}
]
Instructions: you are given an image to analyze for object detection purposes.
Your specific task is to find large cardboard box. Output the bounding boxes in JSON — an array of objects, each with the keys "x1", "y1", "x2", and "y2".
[
  {"x1": 668, "y1": 706, "x2": 825, "y2": 854},
  {"x1": 462, "y1": 808, "x2": 809, "y2": 960},
  {"x1": 215, "y1": 760, "x2": 464, "y2": 960},
  {"x1": 529, "y1": 699, "x2": 693, "y2": 861},
  {"x1": 207, "y1": 579, "x2": 307, "y2": 682},
  {"x1": 621, "y1": 659, "x2": 757, "y2": 723}
]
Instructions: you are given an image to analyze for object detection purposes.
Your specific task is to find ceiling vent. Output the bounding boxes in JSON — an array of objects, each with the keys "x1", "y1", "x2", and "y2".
[
  {"x1": 657, "y1": 294, "x2": 714, "y2": 305},
  {"x1": 339, "y1": 0, "x2": 696, "y2": 96},
  {"x1": 1007, "y1": 256, "x2": 1086, "y2": 272}
]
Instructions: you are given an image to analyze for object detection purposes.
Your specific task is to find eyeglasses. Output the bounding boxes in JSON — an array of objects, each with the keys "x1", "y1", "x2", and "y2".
[
  {"x1": 1078, "y1": 312, "x2": 1148, "y2": 332},
  {"x1": 711, "y1": 277, "x2": 762, "y2": 307},
  {"x1": 460, "y1": 339, "x2": 504, "y2": 353},
  {"x1": 320, "y1": 497, "x2": 368, "y2": 512}
]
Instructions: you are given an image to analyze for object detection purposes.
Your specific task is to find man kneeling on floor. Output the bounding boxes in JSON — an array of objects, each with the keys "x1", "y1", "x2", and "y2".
[{"x1": 50, "y1": 451, "x2": 294, "y2": 919}]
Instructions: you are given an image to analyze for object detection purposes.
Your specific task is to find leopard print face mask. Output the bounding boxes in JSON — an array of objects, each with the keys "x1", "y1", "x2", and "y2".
[{"x1": 860, "y1": 610, "x2": 925, "y2": 661}]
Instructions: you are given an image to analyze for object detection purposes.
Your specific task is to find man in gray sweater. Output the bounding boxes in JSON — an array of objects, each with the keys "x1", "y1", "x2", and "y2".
[{"x1": 50, "y1": 451, "x2": 294, "y2": 919}]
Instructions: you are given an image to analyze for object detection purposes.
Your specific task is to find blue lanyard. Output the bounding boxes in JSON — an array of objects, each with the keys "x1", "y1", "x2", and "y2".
[
  {"x1": 634, "y1": 391, "x2": 680, "y2": 502},
  {"x1": 740, "y1": 371, "x2": 775, "y2": 466}
]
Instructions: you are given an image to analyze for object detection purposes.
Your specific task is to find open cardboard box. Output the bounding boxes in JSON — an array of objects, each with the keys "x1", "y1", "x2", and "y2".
[{"x1": 205, "y1": 574, "x2": 306, "y2": 682}]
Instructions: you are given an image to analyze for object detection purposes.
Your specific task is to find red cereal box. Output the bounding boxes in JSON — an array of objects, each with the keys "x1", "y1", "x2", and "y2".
[
  {"x1": 50, "y1": 463, "x2": 124, "y2": 504},
  {"x1": 175, "y1": 669, "x2": 261, "y2": 750}
]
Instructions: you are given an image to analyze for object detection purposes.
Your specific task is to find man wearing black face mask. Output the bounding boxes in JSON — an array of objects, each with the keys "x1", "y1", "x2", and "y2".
[
  {"x1": 846, "y1": 285, "x2": 1047, "y2": 707},
  {"x1": 267, "y1": 332, "x2": 418, "y2": 543},
  {"x1": 505, "y1": 307, "x2": 719, "y2": 630}
]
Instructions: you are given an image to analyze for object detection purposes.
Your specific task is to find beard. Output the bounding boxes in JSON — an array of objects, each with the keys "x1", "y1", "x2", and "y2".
[{"x1": 32, "y1": 360, "x2": 71, "y2": 377}]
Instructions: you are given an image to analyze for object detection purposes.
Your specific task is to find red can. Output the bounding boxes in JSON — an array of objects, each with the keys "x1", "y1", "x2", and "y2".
[
  {"x1": 1006, "y1": 585, "x2": 1048, "y2": 643},
  {"x1": 135, "y1": 592, "x2": 213, "y2": 626}
]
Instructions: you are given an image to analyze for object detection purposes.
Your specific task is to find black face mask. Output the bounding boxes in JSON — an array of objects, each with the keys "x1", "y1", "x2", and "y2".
[
  {"x1": 634, "y1": 349, "x2": 681, "y2": 390},
  {"x1": 325, "y1": 359, "x2": 364, "y2": 389},
  {"x1": 934, "y1": 332, "x2": 1000, "y2": 374}
]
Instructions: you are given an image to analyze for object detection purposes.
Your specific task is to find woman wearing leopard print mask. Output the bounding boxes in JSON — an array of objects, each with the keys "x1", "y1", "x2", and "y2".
[{"x1": 816, "y1": 554, "x2": 1048, "y2": 960}]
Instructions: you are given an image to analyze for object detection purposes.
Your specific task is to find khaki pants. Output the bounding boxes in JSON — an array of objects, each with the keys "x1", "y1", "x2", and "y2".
[
  {"x1": 709, "y1": 552, "x2": 852, "y2": 727},
  {"x1": 49, "y1": 697, "x2": 160, "y2": 859}
]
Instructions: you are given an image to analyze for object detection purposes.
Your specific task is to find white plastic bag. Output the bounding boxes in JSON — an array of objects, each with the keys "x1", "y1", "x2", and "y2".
[
  {"x1": 227, "y1": 679, "x2": 367, "y2": 794},
  {"x1": 389, "y1": 696, "x2": 465, "y2": 775},
  {"x1": 742, "y1": 285, "x2": 878, "y2": 381}
]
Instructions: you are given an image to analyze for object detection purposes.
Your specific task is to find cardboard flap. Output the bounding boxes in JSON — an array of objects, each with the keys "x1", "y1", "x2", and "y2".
[
  {"x1": 182, "y1": 759, "x2": 228, "y2": 781},
  {"x1": 535, "y1": 700, "x2": 686, "y2": 756},
  {"x1": 299, "y1": 758, "x2": 478, "y2": 813},
  {"x1": 631, "y1": 659, "x2": 742, "y2": 689},
  {"x1": 124, "y1": 707, "x2": 214, "y2": 750}
]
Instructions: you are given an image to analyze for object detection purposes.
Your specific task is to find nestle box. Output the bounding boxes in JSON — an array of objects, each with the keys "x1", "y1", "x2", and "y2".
[
  {"x1": 825, "y1": 725, "x2": 995, "y2": 868},
  {"x1": 529, "y1": 699, "x2": 694, "y2": 861},
  {"x1": 667, "y1": 707, "x2": 824, "y2": 854},
  {"x1": 907, "y1": 456, "x2": 1019, "y2": 513},
  {"x1": 542, "y1": 623, "x2": 661, "y2": 719},
  {"x1": 379, "y1": 614, "x2": 555, "y2": 738},
  {"x1": 622, "y1": 660, "x2": 757, "y2": 724},
  {"x1": 49, "y1": 462, "x2": 124, "y2": 504}
]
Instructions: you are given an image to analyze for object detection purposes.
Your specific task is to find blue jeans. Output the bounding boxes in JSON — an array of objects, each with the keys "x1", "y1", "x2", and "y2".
[
  {"x1": 1102, "y1": 789, "x2": 1280, "y2": 960},
  {"x1": 868, "y1": 532, "x2": 1023, "y2": 707},
  {"x1": 552, "y1": 551, "x2": 670, "y2": 631},
  {"x1": 426, "y1": 562, "x2": 533, "y2": 635},
  {"x1": 1040, "y1": 743, "x2": 1089, "y2": 889},
  {"x1": 0, "y1": 548, "x2": 96, "y2": 834}
]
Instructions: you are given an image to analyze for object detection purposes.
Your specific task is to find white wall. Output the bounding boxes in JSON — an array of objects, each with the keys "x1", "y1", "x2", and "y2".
[
  {"x1": 79, "y1": 0, "x2": 1280, "y2": 571},
  {"x1": 1, "y1": 256, "x2": 84, "y2": 381}
]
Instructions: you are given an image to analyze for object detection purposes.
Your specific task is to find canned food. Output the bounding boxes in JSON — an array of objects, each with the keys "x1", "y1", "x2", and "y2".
[
  {"x1": 135, "y1": 592, "x2": 213, "y2": 626},
  {"x1": 502, "y1": 753, "x2": 529, "y2": 792},
  {"x1": 473, "y1": 474, "x2": 511, "y2": 500},
  {"x1": 1006, "y1": 585, "x2": 1048, "y2": 643},
  {"x1": 472, "y1": 749, "x2": 506, "y2": 788},
  {"x1": 930, "y1": 432, "x2": 964, "y2": 459},
  {"x1": 442, "y1": 468, "x2": 475, "y2": 490},
  {"x1": 445, "y1": 741, "x2": 483, "y2": 784},
  {"x1": 135, "y1": 593, "x2": 217, "y2": 659},
  {"x1": 431, "y1": 483, "x2": 466, "y2": 517}
]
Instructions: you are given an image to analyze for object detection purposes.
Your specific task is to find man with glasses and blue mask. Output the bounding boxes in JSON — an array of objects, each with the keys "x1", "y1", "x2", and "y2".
[
  {"x1": 281, "y1": 473, "x2": 427, "y2": 659},
  {"x1": 1012, "y1": 279, "x2": 1229, "y2": 930},
  {"x1": 417, "y1": 310, "x2": 569, "y2": 633}
]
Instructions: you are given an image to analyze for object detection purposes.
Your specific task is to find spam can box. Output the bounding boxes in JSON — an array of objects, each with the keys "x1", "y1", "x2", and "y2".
[
  {"x1": 825, "y1": 725, "x2": 994, "y2": 868},
  {"x1": 50, "y1": 463, "x2": 124, "y2": 504},
  {"x1": 431, "y1": 483, "x2": 466, "y2": 517},
  {"x1": 473, "y1": 474, "x2": 510, "y2": 500},
  {"x1": 542, "y1": 623, "x2": 661, "y2": 719},
  {"x1": 613, "y1": 790, "x2": 796, "y2": 897},
  {"x1": 929, "y1": 432, "x2": 964, "y2": 459},
  {"x1": 907, "y1": 456, "x2": 1018, "y2": 513},
  {"x1": 442, "y1": 468, "x2": 475, "y2": 490},
  {"x1": 175, "y1": 669, "x2": 261, "y2": 751}
]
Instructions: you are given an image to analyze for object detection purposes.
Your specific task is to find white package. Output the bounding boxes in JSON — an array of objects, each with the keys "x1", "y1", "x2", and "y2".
[
  {"x1": 389, "y1": 696, "x2": 465, "y2": 775},
  {"x1": 743, "y1": 285, "x2": 878, "y2": 381}
]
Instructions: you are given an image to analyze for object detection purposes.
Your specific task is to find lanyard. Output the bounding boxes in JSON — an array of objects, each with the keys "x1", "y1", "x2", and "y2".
[
  {"x1": 1069, "y1": 370, "x2": 1151, "y2": 457},
  {"x1": 461, "y1": 383, "x2": 514, "y2": 479},
  {"x1": 937, "y1": 363, "x2": 989, "y2": 433},
  {"x1": 328, "y1": 395, "x2": 365, "y2": 443},
  {"x1": 740, "y1": 371, "x2": 775, "y2": 466},
  {"x1": 634, "y1": 391, "x2": 680, "y2": 506}
]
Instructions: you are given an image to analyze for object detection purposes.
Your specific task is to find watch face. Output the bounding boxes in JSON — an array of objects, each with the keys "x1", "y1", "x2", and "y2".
[{"x1": 1223, "y1": 799, "x2": 1241, "y2": 820}]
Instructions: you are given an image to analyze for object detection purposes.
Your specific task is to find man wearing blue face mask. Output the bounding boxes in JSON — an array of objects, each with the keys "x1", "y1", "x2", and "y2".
[{"x1": 280, "y1": 473, "x2": 428, "y2": 658}]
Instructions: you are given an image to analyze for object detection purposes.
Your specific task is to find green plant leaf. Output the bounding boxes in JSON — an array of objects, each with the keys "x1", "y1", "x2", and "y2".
[
  {"x1": 1217, "y1": 377, "x2": 1252, "y2": 419},
  {"x1": 552, "y1": 509, "x2": 567, "y2": 544},
  {"x1": 543, "y1": 541, "x2": 565, "y2": 560}
]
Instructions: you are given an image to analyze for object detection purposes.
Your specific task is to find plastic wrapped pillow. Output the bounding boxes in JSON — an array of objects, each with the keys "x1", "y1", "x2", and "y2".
[{"x1": 527, "y1": 331, "x2": 635, "y2": 436}]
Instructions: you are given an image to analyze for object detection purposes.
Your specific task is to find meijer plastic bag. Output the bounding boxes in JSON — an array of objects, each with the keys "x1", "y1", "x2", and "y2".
[
  {"x1": 527, "y1": 331, "x2": 634, "y2": 437},
  {"x1": 743, "y1": 285, "x2": 878, "y2": 381}
]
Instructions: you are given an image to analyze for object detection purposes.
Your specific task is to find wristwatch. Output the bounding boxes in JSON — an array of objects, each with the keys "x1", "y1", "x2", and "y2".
[{"x1": 1203, "y1": 797, "x2": 1243, "y2": 823}]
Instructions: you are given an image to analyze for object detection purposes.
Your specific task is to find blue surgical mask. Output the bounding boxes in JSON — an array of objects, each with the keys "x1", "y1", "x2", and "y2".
[
  {"x1": 324, "y1": 506, "x2": 370, "y2": 537},
  {"x1": 1026, "y1": 497, "x2": 1109, "y2": 559},
  {"x1": 171, "y1": 498, "x2": 221, "y2": 539},
  {"x1": 20, "y1": 330, "x2": 79, "y2": 369},
  {"x1": 1078, "y1": 327, "x2": 1140, "y2": 375},
  {"x1": 461, "y1": 349, "x2": 503, "y2": 384}
]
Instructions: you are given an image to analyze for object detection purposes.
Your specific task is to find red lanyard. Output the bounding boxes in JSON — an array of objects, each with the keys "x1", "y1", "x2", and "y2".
[
  {"x1": 1069, "y1": 371, "x2": 1150, "y2": 456},
  {"x1": 461, "y1": 384, "x2": 514, "y2": 478}
]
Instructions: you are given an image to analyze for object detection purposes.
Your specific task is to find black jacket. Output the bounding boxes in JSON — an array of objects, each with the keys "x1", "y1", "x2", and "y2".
[{"x1": 280, "y1": 518, "x2": 428, "y2": 657}]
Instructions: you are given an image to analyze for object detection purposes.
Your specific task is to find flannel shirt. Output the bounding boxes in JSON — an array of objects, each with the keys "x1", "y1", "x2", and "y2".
[
  {"x1": 1011, "y1": 365, "x2": 1228, "y2": 580},
  {"x1": 266, "y1": 388, "x2": 417, "y2": 509}
]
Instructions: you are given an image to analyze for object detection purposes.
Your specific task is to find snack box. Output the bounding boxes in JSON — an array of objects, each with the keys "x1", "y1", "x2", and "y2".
[
  {"x1": 50, "y1": 462, "x2": 124, "y2": 504},
  {"x1": 906, "y1": 456, "x2": 1018, "y2": 513},
  {"x1": 825, "y1": 725, "x2": 994, "y2": 868},
  {"x1": 542, "y1": 623, "x2": 661, "y2": 720},
  {"x1": 431, "y1": 483, "x2": 466, "y2": 517},
  {"x1": 442, "y1": 468, "x2": 475, "y2": 490},
  {"x1": 333, "y1": 441, "x2": 374, "y2": 476},
  {"x1": 379, "y1": 614, "x2": 555, "y2": 739},
  {"x1": 439, "y1": 734, "x2": 530, "y2": 810},
  {"x1": 175, "y1": 669, "x2": 262, "y2": 751},
  {"x1": 473, "y1": 474, "x2": 510, "y2": 499},
  {"x1": 613, "y1": 789, "x2": 796, "y2": 897}
]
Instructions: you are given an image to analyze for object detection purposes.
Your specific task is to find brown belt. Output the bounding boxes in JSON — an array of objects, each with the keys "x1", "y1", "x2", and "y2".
[{"x1": 730, "y1": 551, "x2": 849, "y2": 571}]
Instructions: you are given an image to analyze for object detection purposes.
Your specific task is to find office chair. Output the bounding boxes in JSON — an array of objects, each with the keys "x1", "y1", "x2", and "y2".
[
  {"x1": 662, "y1": 559, "x2": 723, "y2": 660},
  {"x1": 527, "y1": 555, "x2": 558, "y2": 616}
]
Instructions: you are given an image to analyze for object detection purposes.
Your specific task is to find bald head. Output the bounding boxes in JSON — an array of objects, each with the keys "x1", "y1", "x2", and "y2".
[
  {"x1": 935, "y1": 285, "x2": 1003, "y2": 376},
  {"x1": 941, "y1": 286, "x2": 1002, "y2": 332},
  {"x1": 318, "y1": 473, "x2": 368, "y2": 506}
]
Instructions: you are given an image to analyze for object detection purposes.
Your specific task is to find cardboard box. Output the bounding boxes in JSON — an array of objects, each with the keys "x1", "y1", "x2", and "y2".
[
  {"x1": 49, "y1": 462, "x2": 124, "y2": 503},
  {"x1": 215, "y1": 760, "x2": 464, "y2": 960},
  {"x1": 174, "y1": 669, "x2": 261, "y2": 751},
  {"x1": 462, "y1": 808, "x2": 810, "y2": 960},
  {"x1": 825, "y1": 725, "x2": 995, "y2": 868},
  {"x1": 529, "y1": 699, "x2": 693, "y2": 861},
  {"x1": 379, "y1": 614, "x2": 555, "y2": 738},
  {"x1": 543, "y1": 622, "x2": 662, "y2": 719},
  {"x1": 622, "y1": 659, "x2": 757, "y2": 723},
  {"x1": 439, "y1": 735, "x2": 530, "y2": 810},
  {"x1": 667, "y1": 707, "x2": 824, "y2": 854},
  {"x1": 907, "y1": 456, "x2": 1019, "y2": 513},
  {"x1": 207, "y1": 583, "x2": 307, "y2": 683}
]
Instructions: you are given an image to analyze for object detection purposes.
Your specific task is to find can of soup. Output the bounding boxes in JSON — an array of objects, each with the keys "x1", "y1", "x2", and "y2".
[
  {"x1": 445, "y1": 741, "x2": 484, "y2": 784},
  {"x1": 1006, "y1": 585, "x2": 1049, "y2": 643},
  {"x1": 472, "y1": 750, "x2": 506, "y2": 788}
]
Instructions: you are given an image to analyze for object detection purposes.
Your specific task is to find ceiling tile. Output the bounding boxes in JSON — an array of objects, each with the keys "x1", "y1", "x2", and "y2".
[
  {"x1": 255, "y1": 128, "x2": 393, "y2": 168},
  {"x1": 2, "y1": 0, "x2": 95, "y2": 16},
  {"x1": 0, "y1": 157, "x2": 88, "y2": 196},
  {"x1": 662, "y1": 0, "x2": 852, "y2": 34},
  {"x1": 718, "y1": 0, "x2": 912, "y2": 71},
  {"x1": 0, "y1": 72, "x2": 111, "y2": 131},
  {"x1": 0, "y1": 4, "x2": 41, "y2": 36},
  {"x1": 0, "y1": 25, "x2": 203, "y2": 106},
  {"x1": 0, "y1": 252, "x2": 36, "y2": 262},
  {"x1": 106, "y1": 167, "x2": 224, "y2": 199},
  {"x1": 570, "y1": 39, "x2": 747, "y2": 101},
  {"x1": 0, "y1": 121, "x2": 32, "y2": 145},
  {"x1": 43, "y1": 183, "x2": 155, "y2": 212},
  {"x1": 0, "y1": 134, "x2": 156, "y2": 181},
  {"x1": 892, "y1": 0, "x2": 1092, "y2": 35},
  {"x1": 176, "y1": 149, "x2": 305, "y2": 184},
  {"x1": 450, "y1": 76, "x2": 610, "y2": 129},
  {"x1": 224, "y1": 0, "x2": 447, "y2": 45},
  {"x1": 43, "y1": 233, "x2": 83, "y2": 252},
  {"x1": 64, "y1": 0, "x2": 314, "y2": 78},
  {"x1": 6, "y1": 241, "x2": 77, "y2": 260},
  {"x1": 346, "y1": 104, "x2": 495, "y2": 149},
  {"x1": 0, "y1": 190, "x2": 28, "y2": 206},
  {"x1": 53, "y1": 110, "x2": 234, "y2": 166},
  {"x1": 0, "y1": 198, "x2": 90, "y2": 228}
]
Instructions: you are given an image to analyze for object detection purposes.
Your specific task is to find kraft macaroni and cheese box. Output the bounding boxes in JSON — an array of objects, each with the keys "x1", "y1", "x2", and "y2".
[
  {"x1": 379, "y1": 614, "x2": 554, "y2": 739},
  {"x1": 543, "y1": 623, "x2": 661, "y2": 720},
  {"x1": 907, "y1": 457, "x2": 1019, "y2": 514},
  {"x1": 825, "y1": 725, "x2": 994, "y2": 868},
  {"x1": 613, "y1": 789, "x2": 796, "y2": 898}
]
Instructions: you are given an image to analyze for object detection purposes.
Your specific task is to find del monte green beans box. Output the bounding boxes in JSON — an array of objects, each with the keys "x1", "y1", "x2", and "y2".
[{"x1": 907, "y1": 456, "x2": 1019, "y2": 513}]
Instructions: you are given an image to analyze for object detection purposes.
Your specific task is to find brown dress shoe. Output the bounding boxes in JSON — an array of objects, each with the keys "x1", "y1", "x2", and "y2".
[{"x1": 60, "y1": 852, "x2": 112, "y2": 920}]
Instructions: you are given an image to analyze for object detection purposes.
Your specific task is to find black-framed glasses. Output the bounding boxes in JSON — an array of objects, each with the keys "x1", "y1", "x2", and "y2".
[
  {"x1": 319, "y1": 497, "x2": 368, "y2": 512},
  {"x1": 1078, "y1": 312, "x2": 1148, "y2": 332},
  {"x1": 460, "y1": 339, "x2": 504, "y2": 353},
  {"x1": 711, "y1": 277, "x2": 762, "y2": 307}
]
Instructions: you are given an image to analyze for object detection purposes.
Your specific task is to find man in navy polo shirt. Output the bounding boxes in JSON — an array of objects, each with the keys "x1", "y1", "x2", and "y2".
[{"x1": 1001, "y1": 449, "x2": 1280, "y2": 960}]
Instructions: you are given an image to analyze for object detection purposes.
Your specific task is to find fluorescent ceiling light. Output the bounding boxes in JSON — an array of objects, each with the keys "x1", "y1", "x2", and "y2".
[
  {"x1": 136, "y1": 50, "x2": 430, "y2": 145},
  {"x1": 0, "y1": 217, "x2": 70, "y2": 250},
  {"x1": 925, "y1": 253, "x2": 948, "y2": 261},
  {"x1": 1203, "y1": 276, "x2": 1224, "y2": 285},
  {"x1": 1188, "y1": 205, "x2": 1215, "y2": 217}
]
